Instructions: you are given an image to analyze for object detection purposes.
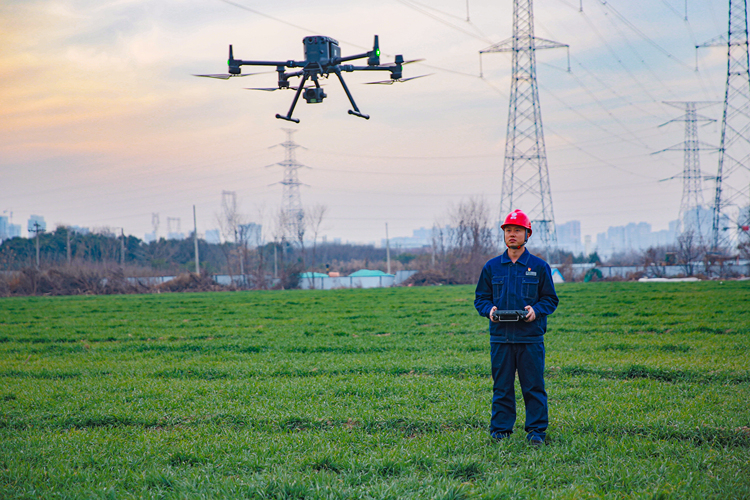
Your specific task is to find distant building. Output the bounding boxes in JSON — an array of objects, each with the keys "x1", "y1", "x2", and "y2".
[
  {"x1": 681, "y1": 206, "x2": 712, "y2": 242},
  {"x1": 204, "y1": 229, "x2": 221, "y2": 244},
  {"x1": 238, "y1": 223, "x2": 263, "y2": 246},
  {"x1": 70, "y1": 225, "x2": 90, "y2": 235},
  {"x1": 382, "y1": 226, "x2": 443, "y2": 249},
  {"x1": 556, "y1": 220, "x2": 582, "y2": 254},
  {"x1": 584, "y1": 235, "x2": 592, "y2": 256},
  {"x1": 167, "y1": 231, "x2": 185, "y2": 241},
  {"x1": 595, "y1": 220, "x2": 679, "y2": 258},
  {"x1": 27, "y1": 215, "x2": 46, "y2": 236},
  {"x1": 0, "y1": 216, "x2": 21, "y2": 243},
  {"x1": 144, "y1": 232, "x2": 157, "y2": 243}
]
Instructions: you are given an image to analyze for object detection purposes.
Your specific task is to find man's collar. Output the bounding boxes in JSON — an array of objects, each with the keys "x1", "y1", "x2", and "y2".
[
  {"x1": 516, "y1": 248, "x2": 530, "y2": 265},
  {"x1": 500, "y1": 248, "x2": 530, "y2": 264}
]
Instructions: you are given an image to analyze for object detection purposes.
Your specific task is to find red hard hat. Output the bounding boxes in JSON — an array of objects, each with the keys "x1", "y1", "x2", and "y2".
[{"x1": 501, "y1": 209, "x2": 532, "y2": 236}]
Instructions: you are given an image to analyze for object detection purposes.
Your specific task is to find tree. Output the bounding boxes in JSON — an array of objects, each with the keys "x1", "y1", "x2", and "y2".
[
  {"x1": 216, "y1": 192, "x2": 246, "y2": 282},
  {"x1": 676, "y1": 229, "x2": 701, "y2": 276},
  {"x1": 642, "y1": 246, "x2": 667, "y2": 278},
  {"x1": 305, "y1": 204, "x2": 328, "y2": 270},
  {"x1": 433, "y1": 197, "x2": 497, "y2": 283}
]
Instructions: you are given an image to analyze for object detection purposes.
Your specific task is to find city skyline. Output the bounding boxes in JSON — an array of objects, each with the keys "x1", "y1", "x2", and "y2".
[{"x1": 1, "y1": 1, "x2": 745, "y2": 245}]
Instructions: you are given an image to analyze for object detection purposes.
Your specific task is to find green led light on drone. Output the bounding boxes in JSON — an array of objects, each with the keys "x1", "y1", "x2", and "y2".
[{"x1": 376, "y1": 49, "x2": 380, "y2": 56}]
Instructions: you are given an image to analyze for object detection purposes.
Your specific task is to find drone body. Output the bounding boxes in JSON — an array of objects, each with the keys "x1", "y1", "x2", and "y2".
[{"x1": 196, "y1": 35, "x2": 424, "y2": 123}]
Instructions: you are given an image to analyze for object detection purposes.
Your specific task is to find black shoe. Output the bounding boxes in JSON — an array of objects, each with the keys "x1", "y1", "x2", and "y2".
[
  {"x1": 529, "y1": 436, "x2": 544, "y2": 447},
  {"x1": 491, "y1": 432, "x2": 512, "y2": 441}
]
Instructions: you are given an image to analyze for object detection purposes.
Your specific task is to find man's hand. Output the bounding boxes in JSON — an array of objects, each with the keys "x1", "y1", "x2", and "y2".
[
  {"x1": 524, "y1": 305, "x2": 536, "y2": 322},
  {"x1": 489, "y1": 306, "x2": 500, "y2": 323}
]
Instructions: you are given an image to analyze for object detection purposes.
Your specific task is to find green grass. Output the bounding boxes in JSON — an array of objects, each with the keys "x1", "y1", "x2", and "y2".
[{"x1": 1, "y1": 282, "x2": 749, "y2": 499}]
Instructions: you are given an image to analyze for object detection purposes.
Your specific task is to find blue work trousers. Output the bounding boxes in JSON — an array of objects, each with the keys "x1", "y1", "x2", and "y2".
[{"x1": 490, "y1": 342, "x2": 547, "y2": 440}]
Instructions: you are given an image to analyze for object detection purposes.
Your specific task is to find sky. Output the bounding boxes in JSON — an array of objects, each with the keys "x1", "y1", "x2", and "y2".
[{"x1": 0, "y1": 0, "x2": 746, "y2": 246}]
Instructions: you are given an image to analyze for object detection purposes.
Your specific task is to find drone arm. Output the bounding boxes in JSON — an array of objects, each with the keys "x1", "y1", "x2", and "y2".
[
  {"x1": 236, "y1": 59, "x2": 303, "y2": 68},
  {"x1": 341, "y1": 64, "x2": 399, "y2": 72},
  {"x1": 337, "y1": 52, "x2": 370, "y2": 63},
  {"x1": 333, "y1": 67, "x2": 369, "y2": 120},
  {"x1": 338, "y1": 35, "x2": 380, "y2": 65},
  {"x1": 276, "y1": 73, "x2": 309, "y2": 123}
]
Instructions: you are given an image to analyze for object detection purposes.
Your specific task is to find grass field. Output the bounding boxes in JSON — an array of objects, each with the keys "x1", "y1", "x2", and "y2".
[{"x1": 1, "y1": 282, "x2": 749, "y2": 499}]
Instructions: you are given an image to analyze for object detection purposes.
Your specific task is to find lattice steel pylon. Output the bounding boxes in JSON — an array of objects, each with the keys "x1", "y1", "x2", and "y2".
[
  {"x1": 480, "y1": 0, "x2": 568, "y2": 250},
  {"x1": 269, "y1": 128, "x2": 308, "y2": 241},
  {"x1": 698, "y1": 0, "x2": 750, "y2": 250},
  {"x1": 151, "y1": 213, "x2": 159, "y2": 240},
  {"x1": 654, "y1": 101, "x2": 717, "y2": 244}
]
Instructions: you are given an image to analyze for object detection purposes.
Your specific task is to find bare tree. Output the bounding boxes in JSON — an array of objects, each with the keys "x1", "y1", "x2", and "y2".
[
  {"x1": 433, "y1": 197, "x2": 498, "y2": 283},
  {"x1": 292, "y1": 211, "x2": 306, "y2": 267},
  {"x1": 642, "y1": 246, "x2": 667, "y2": 278},
  {"x1": 271, "y1": 208, "x2": 304, "y2": 288},
  {"x1": 447, "y1": 197, "x2": 496, "y2": 258},
  {"x1": 738, "y1": 207, "x2": 750, "y2": 276},
  {"x1": 676, "y1": 229, "x2": 701, "y2": 276},
  {"x1": 216, "y1": 192, "x2": 246, "y2": 281},
  {"x1": 431, "y1": 223, "x2": 447, "y2": 270},
  {"x1": 305, "y1": 204, "x2": 328, "y2": 271},
  {"x1": 242, "y1": 205, "x2": 269, "y2": 289}
]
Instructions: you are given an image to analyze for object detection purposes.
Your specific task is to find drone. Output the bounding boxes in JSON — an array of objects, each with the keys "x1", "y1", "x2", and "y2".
[{"x1": 196, "y1": 35, "x2": 426, "y2": 123}]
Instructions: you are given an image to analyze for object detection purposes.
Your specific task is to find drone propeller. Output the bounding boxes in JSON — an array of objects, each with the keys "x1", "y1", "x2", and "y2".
[
  {"x1": 401, "y1": 58, "x2": 425, "y2": 65},
  {"x1": 364, "y1": 73, "x2": 433, "y2": 85},
  {"x1": 193, "y1": 71, "x2": 274, "y2": 80}
]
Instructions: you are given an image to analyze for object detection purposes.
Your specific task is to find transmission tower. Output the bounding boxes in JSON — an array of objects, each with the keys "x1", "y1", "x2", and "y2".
[
  {"x1": 167, "y1": 217, "x2": 181, "y2": 239},
  {"x1": 480, "y1": 0, "x2": 568, "y2": 250},
  {"x1": 654, "y1": 101, "x2": 717, "y2": 243},
  {"x1": 269, "y1": 128, "x2": 308, "y2": 241},
  {"x1": 151, "y1": 213, "x2": 160, "y2": 240},
  {"x1": 698, "y1": 0, "x2": 750, "y2": 250}
]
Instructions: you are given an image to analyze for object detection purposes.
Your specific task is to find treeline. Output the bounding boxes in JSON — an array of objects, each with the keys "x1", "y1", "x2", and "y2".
[
  {"x1": 0, "y1": 227, "x2": 227, "y2": 274},
  {"x1": 0, "y1": 226, "x2": 394, "y2": 277}
]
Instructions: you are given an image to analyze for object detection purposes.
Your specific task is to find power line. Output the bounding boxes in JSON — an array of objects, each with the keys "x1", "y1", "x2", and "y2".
[
  {"x1": 595, "y1": 0, "x2": 694, "y2": 71},
  {"x1": 395, "y1": 0, "x2": 493, "y2": 44}
]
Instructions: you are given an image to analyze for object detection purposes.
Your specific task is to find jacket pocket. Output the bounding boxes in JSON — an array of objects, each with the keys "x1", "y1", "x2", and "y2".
[
  {"x1": 522, "y1": 278, "x2": 538, "y2": 301},
  {"x1": 491, "y1": 278, "x2": 503, "y2": 306}
]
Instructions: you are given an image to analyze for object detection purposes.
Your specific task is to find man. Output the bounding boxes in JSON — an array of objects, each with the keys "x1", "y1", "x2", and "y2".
[{"x1": 474, "y1": 209, "x2": 559, "y2": 446}]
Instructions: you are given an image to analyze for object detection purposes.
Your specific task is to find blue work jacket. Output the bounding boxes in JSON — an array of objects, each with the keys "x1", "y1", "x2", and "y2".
[{"x1": 474, "y1": 248, "x2": 559, "y2": 343}]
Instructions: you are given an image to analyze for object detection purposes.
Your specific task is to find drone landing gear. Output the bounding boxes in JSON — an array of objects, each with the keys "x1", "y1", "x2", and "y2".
[
  {"x1": 274, "y1": 69, "x2": 371, "y2": 122},
  {"x1": 334, "y1": 68, "x2": 369, "y2": 120},
  {"x1": 275, "y1": 74, "x2": 308, "y2": 123},
  {"x1": 275, "y1": 114, "x2": 300, "y2": 123}
]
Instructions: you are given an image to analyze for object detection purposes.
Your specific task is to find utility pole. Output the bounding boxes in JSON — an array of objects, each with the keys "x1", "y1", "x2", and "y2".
[
  {"x1": 269, "y1": 128, "x2": 308, "y2": 242},
  {"x1": 698, "y1": 0, "x2": 750, "y2": 251},
  {"x1": 66, "y1": 227, "x2": 71, "y2": 265},
  {"x1": 120, "y1": 229, "x2": 125, "y2": 266},
  {"x1": 385, "y1": 222, "x2": 391, "y2": 274},
  {"x1": 193, "y1": 205, "x2": 200, "y2": 275},
  {"x1": 653, "y1": 101, "x2": 718, "y2": 244},
  {"x1": 30, "y1": 222, "x2": 42, "y2": 269},
  {"x1": 273, "y1": 243, "x2": 278, "y2": 279},
  {"x1": 480, "y1": 0, "x2": 568, "y2": 251}
]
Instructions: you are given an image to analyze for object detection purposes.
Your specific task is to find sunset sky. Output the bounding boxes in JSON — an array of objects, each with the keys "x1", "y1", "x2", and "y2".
[{"x1": 0, "y1": 0, "x2": 740, "y2": 245}]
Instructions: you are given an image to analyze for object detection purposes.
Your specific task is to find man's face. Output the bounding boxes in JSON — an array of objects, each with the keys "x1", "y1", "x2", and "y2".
[{"x1": 504, "y1": 225, "x2": 527, "y2": 248}]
